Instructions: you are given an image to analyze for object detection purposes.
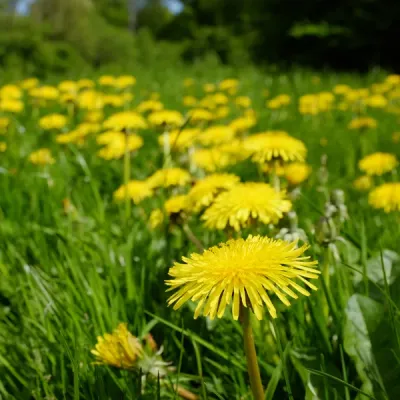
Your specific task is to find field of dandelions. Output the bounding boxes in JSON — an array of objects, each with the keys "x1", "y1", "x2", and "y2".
[{"x1": 0, "y1": 67, "x2": 400, "y2": 400}]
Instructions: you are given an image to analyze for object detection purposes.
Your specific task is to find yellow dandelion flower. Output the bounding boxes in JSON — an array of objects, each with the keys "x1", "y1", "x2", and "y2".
[
  {"x1": 29, "y1": 148, "x2": 55, "y2": 166},
  {"x1": 98, "y1": 75, "x2": 116, "y2": 86},
  {"x1": 158, "y1": 128, "x2": 200, "y2": 152},
  {"x1": 0, "y1": 99, "x2": 24, "y2": 113},
  {"x1": 115, "y1": 75, "x2": 136, "y2": 89},
  {"x1": 85, "y1": 110, "x2": 104, "y2": 123},
  {"x1": 20, "y1": 78, "x2": 39, "y2": 90},
  {"x1": 188, "y1": 108, "x2": 214, "y2": 123},
  {"x1": 359, "y1": 152, "x2": 398, "y2": 176},
  {"x1": 212, "y1": 93, "x2": 229, "y2": 105},
  {"x1": 102, "y1": 94, "x2": 125, "y2": 108},
  {"x1": 191, "y1": 147, "x2": 232, "y2": 172},
  {"x1": 284, "y1": 163, "x2": 311, "y2": 185},
  {"x1": 166, "y1": 235, "x2": 319, "y2": 320},
  {"x1": 98, "y1": 134, "x2": 143, "y2": 160},
  {"x1": 333, "y1": 84, "x2": 351, "y2": 95},
  {"x1": 386, "y1": 74, "x2": 400, "y2": 86},
  {"x1": 148, "y1": 110, "x2": 184, "y2": 128},
  {"x1": 245, "y1": 132, "x2": 307, "y2": 164},
  {"x1": 353, "y1": 175, "x2": 373, "y2": 191},
  {"x1": 39, "y1": 114, "x2": 68, "y2": 130},
  {"x1": 77, "y1": 79, "x2": 95, "y2": 90},
  {"x1": 235, "y1": 96, "x2": 252, "y2": 108},
  {"x1": 0, "y1": 117, "x2": 10, "y2": 134},
  {"x1": 369, "y1": 183, "x2": 400, "y2": 213},
  {"x1": 202, "y1": 182, "x2": 292, "y2": 231},
  {"x1": 103, "y1": 111, "x2": 147, "y2": 131},
  {"x1": 364, "y1": 94, "x2": 388, "y2": 108},
  {"x1": 77, "y1": 90, "x2": 104, "y2": 110},
  {"x1": 0, "y1": 84, "x2": 22, "y2": 99},
  {"x1": 58, "y1": 80, "x2": 78, "y2": 93},
  {"x1": 0, "y1": 142, "x2": 6, "y2": 152},
  {"x1": 348, "y1": 117, "x2": 377, "y2": 130},
  {"x1": 136, "y1": 100, "x2": 164, "y2": 114},
  {"x1": 229, "y1": 116, "x2": 256, "y2": 133},
  {"x1": 113, "y1": 180, "x2": 153, "y2": 204},
  {"x1": 197, "y1": 125, "x2": 236, "y2": 146},
  {"x1": 147, "y1": 168, "x2": 191, "y2": 189},
  {"x1": 165, "y1": 194, "x2": 189, "y2": 214},
  {"x1": 91, "y1": 323, "x2": 143, "y2": 369},
  {"x1": 203, "y1": 83, "x2": 216, "y2": 93},
  {"x1": 29, "y1": 86, "x2": 59, "y2": 101},
  {"x1": 214, "y1": 106, "x2": 230, "y2": 120},
  {"x1": 218, "y1": 79, "x2": 239, "y2": 91},
  {"x1": 150, "y1": 208, "x2": 165, "y2": 229},
  {"x1": 183, "y1": 96, "x2": 197, "y2": 107},
  {"x1": 187, "y1": 173, "x2": 240, "y2": 211}
]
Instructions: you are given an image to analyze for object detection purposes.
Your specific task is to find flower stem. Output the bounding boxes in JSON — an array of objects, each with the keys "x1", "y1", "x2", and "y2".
[
  {"x1": 182, "y1": 223, "x2": 204, "y2": 253},
  {"x1": 240, "y1": 306, "x2": 264, "y2": 400},
  {"x1": 124, "y1": 132, "x2": 131, "y2": 221}
]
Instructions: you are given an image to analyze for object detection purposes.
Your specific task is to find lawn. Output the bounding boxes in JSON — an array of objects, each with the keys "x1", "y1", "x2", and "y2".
[{"x1": 0, "y1": 65, "x2": 399, "y2": 399}]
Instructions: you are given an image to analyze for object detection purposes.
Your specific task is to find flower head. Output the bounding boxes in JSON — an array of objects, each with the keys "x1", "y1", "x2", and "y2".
[
  {"x1": 188, "y1": 173, "x2": 240, "y2": 211},
  {"x1": 148, "y1": 110, "x2": 184, "y2": 128},
  {"x1": 348, "y1": 117, "x2": 377, "y2": 130},
  {"x1": 245, "y1": 132, "x2": 307, "y2": 164},
  {"x1": 147, "y1": 168, "x2": 191, "y2": 189},
  {"x1": 353, "y1": 175, "x2": 373, "y2": 191},
  {"x1": 91, "y1": 323, "x2": 143, "y2": 368},
  {"x1": 103, "y1": 111, "x2": 147, "y2": 131},
  {"x1": 284, "y1": 163, "x2": 311, "y2": 185},
  {"x1": 113, "y1": 180, "x2": 153, "y2": 204},
  {"x1": 166, "y1": 235, "x2": 319, "y2": 320},
  {"x1": 368, "y1": 183, "x2": 400, "y2": 213},
  {"x1": 39, "y1": 114, "x2": 68, "y2": 130},
  {"x1": 29, "y1": 148, "x2": 55, "y2": 165},
  {"x1": 197, "y1": 125, "x2": 236, "y2": 146},
  {"x1": 202, "y1": 182, "x2": 291, "y2": 231},
  {"x1": 359, "y1": 152, "x2": 398, "y2": 176},
  {"x1": 97, "y1": 134, "x2": 143, "y2": 160},
  {"x1": 158, "y1": 128, "x2": 200, "y2": 152}
]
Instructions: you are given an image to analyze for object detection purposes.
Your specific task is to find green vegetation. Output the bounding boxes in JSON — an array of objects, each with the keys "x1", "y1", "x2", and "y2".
[{"x1": 0, "y1": 65, "x2": 400, "y2": 399}]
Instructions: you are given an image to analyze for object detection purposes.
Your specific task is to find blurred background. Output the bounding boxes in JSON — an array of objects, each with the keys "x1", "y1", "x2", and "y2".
[{"x1": 1, "y1": 0, "x2": 399, "y2": 78}]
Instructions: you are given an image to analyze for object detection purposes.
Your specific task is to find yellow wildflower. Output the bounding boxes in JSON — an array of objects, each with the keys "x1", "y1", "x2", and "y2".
[
  {"x1": 98, "y1": 134, "x2": 143, "y2": 160},
  {"x1": 148, "y1": 110, "x2": 184, "y2": 128},
  {"x1": 369, "y1": 183, "x2": 400, "y2": 213},
  {"x1": 39, "y1": 114, "x2": 68, "y2": 130},
  {"x1": 353, "y1": 175, "x2": 373, "y2": 191},
  {"x1": 147, "y1": 168, "x2": 191, "y2": 189},
  {"x1": 166, "y1": 235, "x2": 319, "y2": 320},
  {"x1": 348, "y1": 117, "x2": 377, "y2": 130},
  {"x1": 284, "y1": 163, "x2": 311, "y2": 185},
  {"x1": 113, "y1": 180, "x2": 153, "y2": 204},
  {"x1": 202, "y1": 182, "x2": 291, "y2": 231},
  {"x1": 29, "y1": 148, "x2": 55, "y2": 165},
  {"x1": 103, "y1": 111, "x2": 147, "y2": 131},
  {"x1": 197, "y1": 125, "x2": 236, "y2": 146},
  {"x1": 359, "y1": 153, "x2": 398, "y2": 176}
]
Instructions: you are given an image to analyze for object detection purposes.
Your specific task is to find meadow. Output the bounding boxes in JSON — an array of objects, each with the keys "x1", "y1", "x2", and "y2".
[{"x1": 0, "y1": 65, "x2": 399, "y2": 400}]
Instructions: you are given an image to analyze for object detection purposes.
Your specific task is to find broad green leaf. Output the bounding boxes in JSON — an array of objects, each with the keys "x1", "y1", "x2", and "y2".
[{"x1": 343, "y1": 294, "x2": 386, "y2": 399}]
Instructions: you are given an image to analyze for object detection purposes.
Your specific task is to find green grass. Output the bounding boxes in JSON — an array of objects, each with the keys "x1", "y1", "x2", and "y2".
[{"x1": 1, "y1": 64, "x2": 400, "y2": 399}]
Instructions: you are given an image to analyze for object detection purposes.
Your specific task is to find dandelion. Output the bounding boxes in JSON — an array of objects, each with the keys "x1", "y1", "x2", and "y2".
[
  {"x1": 103, "y1": 111, "x2": 147, "y2": 131},
  {"x1": 245, "y1": 131, "x2": 307, "y2": 164},
  {"x1": 148, "y1": 110, "x2": 184, "y2": 128},
  {"x1": 136, "y1": 100, "x2": 164, "y2": 113},
  {"x1": 348, "y1": 117, "x2": 377, "y2": 130},
  {"x1": 115, "y1": 75, "x2": 136, "y2": 89},
  {"x1": 197, "y1": 125, "x2": 236, "y2": 146},
  {"x1": 235, "y1": 96, "x2": 252, "y2": 108},
  {"x1": 98, "y1": 134, "x2": 143, "y2": 160},
  {"x1": 359, "y1": 152, "x2": 398, "y2": 176},
  {"x1": 0, "y1": 142, "x2": 6, "y2": 152},
  {"x1": 229, "y1": 116, "x2": 256, "y2": 133},
  {"x1": 158, "y1": 128, "x2": 200, "y2": 152},
  {"x1": 183, "y1": 96, "x2": 197, "y2": 107},
  {"x1": 29, "y1": 148, "x2": 55, "y2": 165},
  {"x1": 0, "y1": 117, "x2": 10, "y2": 134},
  {"x1": 39, "y1": 114, "x2": 68, "y2": 131},
  {"x1": 147, "y1": 168, "x2": 191, "y2": 189},
  {"x1": 202, "y1": 182, "x2": 291, "y2": 231},
  {"x1": 0, "y1": 99, "x2": 24, "y2": 113},
  {"x1": 191, "y1": 147, "x2": 233, "y2": 172},
  {"x1": 284, "y1": 163, "x2": 312, "y2": 186},
  {"x1": 369, "y1": 183, "x2": 400, "y2": 212},
  {"x1": 187, "y1": 173, "x2": 240, "y2": 211},
  {"x1": 166, "y1": 235, "x2": 319, "y2": 398},
  {"x1": 218, "y1": 79, "x2": 239, "y2": 91},
  {"x1": 98, "y1": 75, "x2": 116, "y2": 86},
  {"x1": 365, "y1": 94, "x2": 388, "y2": 108},
  {"x1": 353, "y1": 175, "x2": 373, "y2": 191},
  {"x1": 187, "y1": 108, "x2": 213, "y2": 123},
  {"x1": 113, "y1": 180, "x2": 153, "y2": 204}
]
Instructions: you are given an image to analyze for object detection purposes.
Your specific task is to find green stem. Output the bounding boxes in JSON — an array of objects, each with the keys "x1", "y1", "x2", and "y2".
[
  {"x1": 182, "y1": 223, "x2": 204, "y2": 253},
  {"x1": 124, "y1": 132, "x2": 131, "y2": 221},
  {"x1": 240, "y1": 306, "x2": 264, "y2": 400},
  {"x1": 271, "y1": 317, "x2": 294, "y2": 400}
]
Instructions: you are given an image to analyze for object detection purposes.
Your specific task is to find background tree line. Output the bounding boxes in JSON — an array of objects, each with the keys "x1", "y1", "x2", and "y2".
[{"x1": 1, "y1": 0, "x2": 399, "y2": 77}]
